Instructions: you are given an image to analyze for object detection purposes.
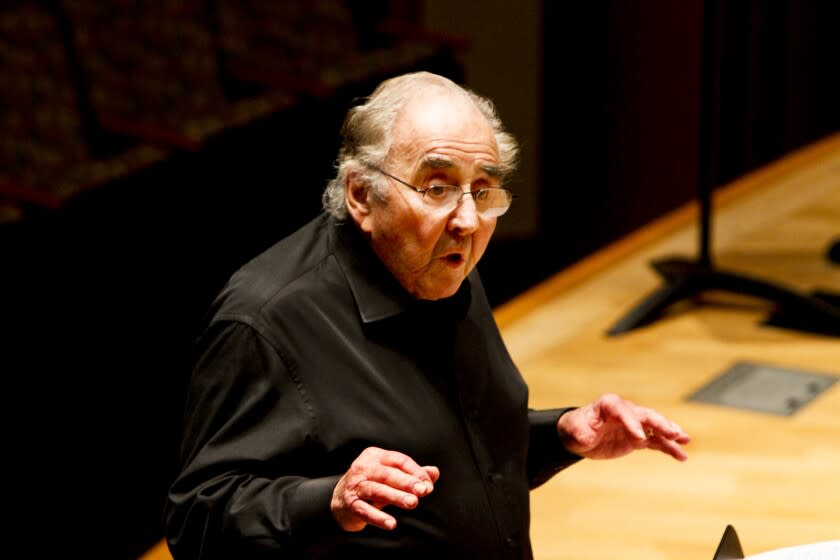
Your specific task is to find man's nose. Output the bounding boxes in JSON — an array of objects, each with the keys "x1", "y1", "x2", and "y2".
[{"x1": 448, "y1": 192, "x2": 480, "y2": 233}]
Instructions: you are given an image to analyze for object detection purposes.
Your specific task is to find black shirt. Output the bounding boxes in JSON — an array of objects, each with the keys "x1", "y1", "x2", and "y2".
[{"x1": 165, "y1": 214, "x2": 581, "y2": 559}]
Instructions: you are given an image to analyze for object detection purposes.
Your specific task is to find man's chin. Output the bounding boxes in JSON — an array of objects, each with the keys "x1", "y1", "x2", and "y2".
[{"x1": 415, "y1": 276, "x2": 467, "y2": 301}]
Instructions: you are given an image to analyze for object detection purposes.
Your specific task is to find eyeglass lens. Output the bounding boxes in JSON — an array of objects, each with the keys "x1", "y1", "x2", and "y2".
[{"x1": 428, "y1": 186, "x2": 512, "y2": 217}]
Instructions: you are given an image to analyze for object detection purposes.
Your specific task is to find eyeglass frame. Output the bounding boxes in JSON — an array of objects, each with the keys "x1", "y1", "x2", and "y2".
[{"x1": 362, "y1": 162, "x2": 517, "y2": 218}]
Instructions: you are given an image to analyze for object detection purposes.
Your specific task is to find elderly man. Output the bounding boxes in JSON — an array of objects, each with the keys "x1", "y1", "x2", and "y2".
[{"x1": 165, "y1": 71, "x2": 690, "y2": 559}]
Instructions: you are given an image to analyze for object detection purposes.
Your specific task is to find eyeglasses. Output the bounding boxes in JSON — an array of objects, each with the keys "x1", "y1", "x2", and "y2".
[{"x1": 364, "y1": 163, "x2": 516, "y2": 218}]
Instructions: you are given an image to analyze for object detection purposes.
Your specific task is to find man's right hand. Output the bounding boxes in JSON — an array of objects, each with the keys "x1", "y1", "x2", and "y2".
[{"x1": 331, "y1": 447, "x2": 440, "y2": 532}]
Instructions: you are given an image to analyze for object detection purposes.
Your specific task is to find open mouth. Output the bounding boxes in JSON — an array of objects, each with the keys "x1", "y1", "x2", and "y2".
[{"x1": 444, "y1": 253, "x2": 464, "y2": 265}]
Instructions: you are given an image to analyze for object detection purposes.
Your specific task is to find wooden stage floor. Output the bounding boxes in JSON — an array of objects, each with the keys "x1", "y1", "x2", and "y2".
[{"x1": 496, "y1": 132, "x2": 840, "y2": 559}]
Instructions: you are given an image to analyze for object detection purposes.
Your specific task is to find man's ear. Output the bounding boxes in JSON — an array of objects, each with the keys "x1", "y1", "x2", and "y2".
[{"x1": 345, "y1": 171, "x2": 373, "y2": 230}]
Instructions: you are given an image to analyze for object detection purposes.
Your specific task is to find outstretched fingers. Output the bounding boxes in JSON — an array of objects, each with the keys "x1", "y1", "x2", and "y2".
[
  {"x1": 640, "y1": 412, "x2": 692, "y2": 461},
  {"x1": 558, "y1": 394, "x2": 692, "y2": 461},
  {"x1": 644, "y1": 434, "x2": 690, "y2": 461}
]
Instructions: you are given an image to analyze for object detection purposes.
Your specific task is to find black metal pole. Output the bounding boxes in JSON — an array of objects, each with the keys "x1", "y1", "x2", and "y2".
[{"x1": 697, "y1": 0, "x2": 722, "y2": 268}]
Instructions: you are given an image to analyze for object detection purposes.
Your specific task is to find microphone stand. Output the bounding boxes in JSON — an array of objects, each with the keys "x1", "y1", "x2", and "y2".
[{"x1": 606, "y1": 0, "x2": 840, "y2": 337}]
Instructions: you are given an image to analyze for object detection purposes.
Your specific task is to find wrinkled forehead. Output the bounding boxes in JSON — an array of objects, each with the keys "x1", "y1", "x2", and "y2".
[{"x1": 388, "y1": 89, "x2": 498, "y2": 166}]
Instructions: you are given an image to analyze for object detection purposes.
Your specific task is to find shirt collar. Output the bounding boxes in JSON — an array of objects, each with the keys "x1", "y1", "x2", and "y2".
[
  {"x1": 330, "y1": 218, "x2": 414, "y2": 323},
  {"x1": 329, "y1": 217, "x2": 473, "y2": 323}
]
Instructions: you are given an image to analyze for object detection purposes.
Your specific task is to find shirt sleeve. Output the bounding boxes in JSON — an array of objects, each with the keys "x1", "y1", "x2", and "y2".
[
  {"x1": 526, "y1": 407, "x2": 584, "y2": 489},
  {"x1": 165, "y1": 320, "x2": 344, "y2": 559}
]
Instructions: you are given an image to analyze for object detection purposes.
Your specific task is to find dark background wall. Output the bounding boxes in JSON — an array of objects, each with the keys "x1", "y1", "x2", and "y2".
[
  {"x1": 2, "y1": 1, "x2": 838, "y2": 558},
  {"x1": 480, "y1": 0, "x2": 840, "y2": 303}
]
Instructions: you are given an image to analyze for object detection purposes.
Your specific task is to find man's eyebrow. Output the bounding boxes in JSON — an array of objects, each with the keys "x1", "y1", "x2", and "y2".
[
  {"x1": 481, "y1": 164, "x2": 503, "y2": 180},
  {"x1": 419, "y1": 158, "x2": 503, "y2": 179},
  {"x1": 419, "y1": 157, "x2": 454, "y2": 171}
]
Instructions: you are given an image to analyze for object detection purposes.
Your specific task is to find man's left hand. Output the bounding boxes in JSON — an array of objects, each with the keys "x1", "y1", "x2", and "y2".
[{"x1": 557, "y1": 393, "x2": 691, "y2": 461}]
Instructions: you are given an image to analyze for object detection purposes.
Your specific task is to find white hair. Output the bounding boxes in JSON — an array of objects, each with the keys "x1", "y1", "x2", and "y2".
[{"x1": 321, "y1": 71, "x2": 519, "y2": 219}]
